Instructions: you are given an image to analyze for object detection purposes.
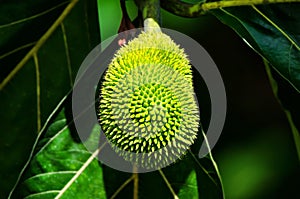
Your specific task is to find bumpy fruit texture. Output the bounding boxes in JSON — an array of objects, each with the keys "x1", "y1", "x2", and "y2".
[{"x1": 99, "y1": 30, "x2": 199, "y2": 168}]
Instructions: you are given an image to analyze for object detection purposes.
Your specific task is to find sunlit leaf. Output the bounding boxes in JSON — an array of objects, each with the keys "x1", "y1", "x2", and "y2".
[{"x1": 9, "y1": 96, "x2": 106, "y2": 198}]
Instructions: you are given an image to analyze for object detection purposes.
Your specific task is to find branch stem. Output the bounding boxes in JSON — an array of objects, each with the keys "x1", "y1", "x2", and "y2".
[
  {"x1": 202, "y1": 0, "x2": 300, "y2": 11},
  {"x1": 161, "y1": 0, "x2": 300, "y2": 17}
]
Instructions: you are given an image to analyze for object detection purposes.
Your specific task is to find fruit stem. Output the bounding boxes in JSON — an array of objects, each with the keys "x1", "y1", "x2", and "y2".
[
  {"x1": 134, "y1": 0, "x2": 161, "y2": 24},
  {"x1": 144, "y1": 18, "x2": 161, "y2": 33},
  {"x1": 133, "y1": 165, "x2": 139, "y2": 199}
]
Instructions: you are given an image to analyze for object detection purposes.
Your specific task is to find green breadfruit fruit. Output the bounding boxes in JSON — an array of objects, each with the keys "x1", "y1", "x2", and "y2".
[{"x1": 98, "y1": 29, "x2": 199, "y2": 169}]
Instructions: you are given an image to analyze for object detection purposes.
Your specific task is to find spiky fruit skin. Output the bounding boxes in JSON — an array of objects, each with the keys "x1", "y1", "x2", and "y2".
[{"x1": 98, "y1": 31, "x2": 199, "y2": 168}]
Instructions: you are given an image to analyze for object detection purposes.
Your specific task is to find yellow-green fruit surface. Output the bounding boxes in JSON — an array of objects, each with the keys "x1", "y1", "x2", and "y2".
[{"x1": 99, "y1": 30, "x2": 199, "y2": 168}]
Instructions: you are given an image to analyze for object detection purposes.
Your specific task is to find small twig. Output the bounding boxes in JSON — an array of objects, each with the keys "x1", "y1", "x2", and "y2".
[
  {"x1": 199, "y1": 130, "x2": 223, "y2": 184},
  {"x1": 111, "y1": 165, "x2": 139, "y2": 199},
  {"x1": 188, "y1": 150, "x2": 218, "y2": 186},
  {"x1": 133, "y1": 165, "x2": 139, "y2": 199},
  {"x1": 158, "y1": 169, "x2": 179, "y2": 199},
  {"x1": 110, "y1": 175, "x2": 135, "y2": 199}
]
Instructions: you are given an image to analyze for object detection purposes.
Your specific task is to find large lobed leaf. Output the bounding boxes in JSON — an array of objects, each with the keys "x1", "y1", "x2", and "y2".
[{"x1": 0, "y1": 0, "x2": 100, "y2": 197}]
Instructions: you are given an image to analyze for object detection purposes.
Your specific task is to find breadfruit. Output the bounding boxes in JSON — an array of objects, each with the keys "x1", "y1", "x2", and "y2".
[{"x1": 98, "y1": 28, "x2": 199, "y2": 168}]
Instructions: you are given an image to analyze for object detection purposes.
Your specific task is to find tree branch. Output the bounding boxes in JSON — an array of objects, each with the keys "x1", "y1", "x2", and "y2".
[
  {"x1": 161, "y1": 0, "x2": 204, "y2": 17},
  {"x1": 161, "y1": 0, "x2": 300, "y2": 18}
]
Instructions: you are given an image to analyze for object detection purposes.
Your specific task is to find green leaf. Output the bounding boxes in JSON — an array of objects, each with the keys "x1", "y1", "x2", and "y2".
[
  {"x1": 177, "y1": 170, "x2": 198, "y2": 198},
  {"x1": 9, "y1": 96, "x2": 106, "y2": 199},
  {"x1": 0, "y1": 0, "x2": 100, "y2": 196},
  {"x1": 211, "y1": 3, "x2": 300, "y2": 92}
]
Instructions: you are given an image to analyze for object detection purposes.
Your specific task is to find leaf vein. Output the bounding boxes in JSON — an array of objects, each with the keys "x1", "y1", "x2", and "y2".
[
  {"x1": 61, "y1": 22, "x2": 73, "y2": 87},
  {"x1": 55, "y1": 144, "x2": 105, "y2": 199},
  {"x1": 24, "y1": 190, "x2": 60, "y2": 199},
  {"x1": 0, "y1": 0, "x2": 79, "y2": 90},
  {"x1": 219, "y1": 7, "x2": 300, "y2": 92},
  {"x1": 0, "y1": 1, "x2": 68, "y2": 29},
  {"x1": 251, "y1": 5, "x2": 300, "y2": 51},
  {"x1": 0, "y1": 42, "x2": 36, "y2": 60},
  {"x1": 36, "y1": 123, "x2": 68, "y2": 156},
  {"x1": 34, "y1": 53, "x2": 41, "y2": 133},
  {"x1": 288, "y1": 43, "x2": 293, "y2": 79},
  {"x1": 24, "y1": 171, "x2": 77, "y2": 182}
]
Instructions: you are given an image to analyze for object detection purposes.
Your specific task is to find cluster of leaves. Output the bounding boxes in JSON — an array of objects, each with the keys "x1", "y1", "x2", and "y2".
[{"x1": 0, "y1": 0, "x2": 299, "y2": 198}]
